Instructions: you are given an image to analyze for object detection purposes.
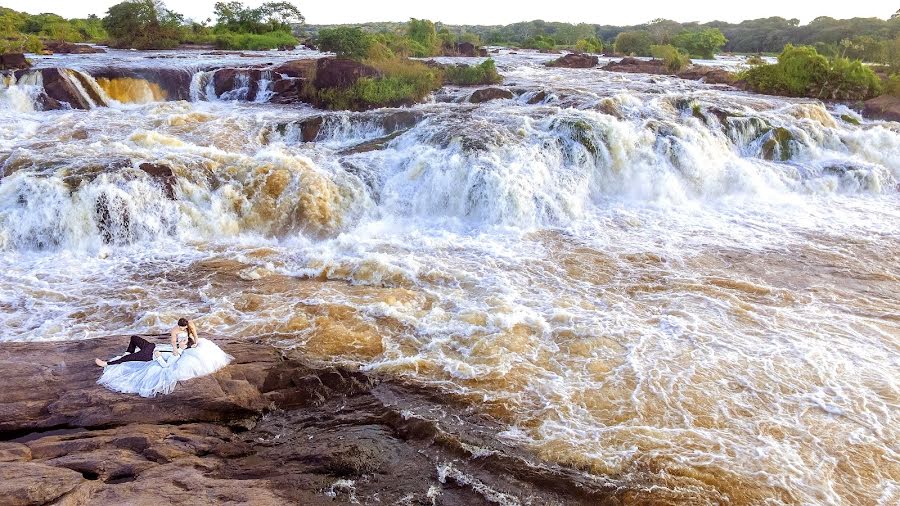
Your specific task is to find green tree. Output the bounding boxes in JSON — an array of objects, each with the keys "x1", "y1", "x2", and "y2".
[
  {"x1": 407, "y1": 18, "x2": 438, "y2": 56},
  {"x1": 213, "y1": 1, "x2": 302, "y2": 34},
  {"x1": 742, "y1": 44, "x2": 881, "y2": 100},
  {"x1": 614, "y1": 31, "x2": 653, "y2": 56},
  {"x1": 575, "y1": 37, "x2": 603, "y2": 53},
  {"x1": 103, "y1": 0, "x2": 184, "y2": 49},
  {"x1": 317, "y1": 27, "x2": 372, "y2": 59},
  {"x1": 672, "y1": 28, "x2": 727, "y2": 59},
  {"x1": 651, "y1": 44, "x2": 690, "y2": 72}
]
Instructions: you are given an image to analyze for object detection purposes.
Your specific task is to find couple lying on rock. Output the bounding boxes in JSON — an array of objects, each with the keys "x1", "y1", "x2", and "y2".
[{"x1": 94, "y1": 318, "x2": 232, "y2": 398}]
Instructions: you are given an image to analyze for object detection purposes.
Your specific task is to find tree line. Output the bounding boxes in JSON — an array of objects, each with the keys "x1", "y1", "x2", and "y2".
[{"x1": 1, "y1": 1, "x2": 304, "y2": 52}]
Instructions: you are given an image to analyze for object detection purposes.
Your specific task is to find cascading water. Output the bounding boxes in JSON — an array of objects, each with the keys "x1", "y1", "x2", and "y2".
[{"x1": 1, "y1": 49, "x2": 898, "y2": 505}]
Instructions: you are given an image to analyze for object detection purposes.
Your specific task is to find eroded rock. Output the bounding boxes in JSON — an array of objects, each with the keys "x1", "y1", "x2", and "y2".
[
  {"x1": 0, "y1": 462, "x2": 84, "y2": 506},
  {"x1": 546, "y1": 53, "x2": 599, "y2": 68},
  {"x1": 43, "y1": 41, "x2": 106, "y2": 54},
  {"x1": 0, "y1": 53, "x2": 30, "y2": 71},
  {"x1": 863, "y1": 95, "x2": 900, "y2": 122},
  {"x1": 470, "y1": 87, "x2": 514, "y2": 103},
  {"x1": 0, "y1": 336, "x2": 618, "y2": 505}
]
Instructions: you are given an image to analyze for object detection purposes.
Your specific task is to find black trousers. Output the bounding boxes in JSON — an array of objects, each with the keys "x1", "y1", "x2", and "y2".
[{"x1": 108, "y1": 335, "x2": 156, "y2": 364}]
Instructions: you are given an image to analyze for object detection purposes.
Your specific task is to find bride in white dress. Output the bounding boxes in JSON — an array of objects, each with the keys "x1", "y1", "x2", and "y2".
[{"x1": 97, "y1": 318, "x2": 232, "y2": 398}]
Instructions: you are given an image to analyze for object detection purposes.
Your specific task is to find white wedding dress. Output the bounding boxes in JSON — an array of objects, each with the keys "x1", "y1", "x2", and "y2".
[{"x1": 97, "y1": 334, "x2": 233, "y2": 398}]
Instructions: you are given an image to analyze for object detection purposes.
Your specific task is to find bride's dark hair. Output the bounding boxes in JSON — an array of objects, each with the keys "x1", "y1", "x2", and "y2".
[{"x1": 177, "y1": 317, "x2": 197, "y2": 348}]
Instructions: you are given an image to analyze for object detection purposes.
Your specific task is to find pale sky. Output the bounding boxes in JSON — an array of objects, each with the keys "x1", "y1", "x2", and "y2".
[{"x1": 4, "y1": 0, "x2": 897, "y2": 26}]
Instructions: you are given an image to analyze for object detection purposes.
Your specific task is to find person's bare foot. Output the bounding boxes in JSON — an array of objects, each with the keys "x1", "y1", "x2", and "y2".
[{"x1": 94, "y1": 358, "x2": 107, "y2": 367}]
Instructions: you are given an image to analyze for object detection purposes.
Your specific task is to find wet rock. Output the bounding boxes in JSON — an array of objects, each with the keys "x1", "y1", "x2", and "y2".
[
  {"x1": 527, "y1": 90, "x2": 548, "y2": 104},
  {"x1": 90, "y1": 67, "x2": 194, "y2": 101},
  {"x1": 313, "y1": 58, "x2": 378, "y2": 89},
  {"x1": 339, "y1": 130, "x2": 405, "y2": 155},
  {"x1": 840, "y1": 114, "x2": 861, "y2": 125},
  {"x1": 761, "y1": 127, "x2": 794, "y2": 161},
  {"x1": 270, "y1": 77, "x2": 304, "y2": 103},
  {"x1": 42, "y1": 41, "x2": 106, "y2": 54},
  {"x1": 0, "y1": 336, "x2": 620, "y2": 505},
  {"x1": 272, "y1": 59, "x2": 316, "y2": 79},
  {"x1": 863, "y1": 95, "x2": 900, "y2": 122},
  {"x1": 139, "y1": 162, "x2": 177, "y2": 200},
  {"x1": 677, "y1": 65, "x2": 736, "y2": 85},
  {"x1": 212, "y1": 68, "x2": 263, "y2": 101},
  {"x1": 294, "y1": 115, "x2": 324, "y2": 142},
  {"x1": 602, "y1": 57, "x2": 668, "y2": 74},
  {"x1": 0, "y1": 462, "x2": 84, "y2": 506},
  {"x1": 546, "y1": 53, "x2": 599, "y2": 68},
  {"x1": 453, "y1": 41, "x2": 477, "y2": 57},
  {"x1": 0, "y1": 52, "x2": 30, "y2": 70},
  {"x1": 95, "y1": 193, "x2": 131, "y2": 244},
  {"x1": 469, "y1": 87, "x2": 514, "y2": 103},
  {"x1": 380, "y1": 109, "x2": 423, "y2": 132},
  {"x1": 40, "y1": 68, "x2": 92, "y2": 109}
]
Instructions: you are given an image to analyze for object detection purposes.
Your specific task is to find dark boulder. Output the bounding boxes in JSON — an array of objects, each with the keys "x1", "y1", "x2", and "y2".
[
  {"x1": 139, "y1": 163, "x2": 177, "y2": 200},
  {"x1": 863, "y1": 95, "x2": 900, "y2": 122},
  {"x1": 212, "y1": 68, "x2": 263, "y2": 101},
  {"x1": 313, "y1": 58, "x2": 378, "y2": 89},
  {"x1": 297, "y1": 116, "x2": 324, "y2": 142},
  {"x1": 95, "y1": 193, "x2": 131, "y2": 244},
  {"x1": 546, "y1": 53, "x2": 599, "y2": 68},
  {"x1": 0, "y1": 53, "x2": 30, "y2": 71},
  {"x1": 601, "y1": 57, "x2": 668, "y2": 74},
  {"x1": 42, "y1": 41, "x2": 106, "y2": 54},
  {"x1": 527, "y1": 90, "x2": 548, "y2": 104},
  {"x1": 455, "y1": 42, "x2": 477, "y2": 57},
  {"x1": 40, "y1": 68, "x2": 92, "y2": 109},
  {"x1": 89, "y1": 68, "x2": 194, "y2": 101},
  {"x1": 677, "y1": 66, "x2": 736, "y2": 85},
  {"x1": 470, "y1": 87, "x2": 514, "y2": 103},
  {"x1": 272, "y1": 59, "x2": 316, "y2": 79},
  {"x1": 380, "y1": 110, "x2": 423, "y2": 132}
]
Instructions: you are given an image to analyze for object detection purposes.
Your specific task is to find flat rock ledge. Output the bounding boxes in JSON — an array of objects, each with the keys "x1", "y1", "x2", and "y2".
[{"x1": 0, "y1": 336, "x2": 621, "y2": 505}]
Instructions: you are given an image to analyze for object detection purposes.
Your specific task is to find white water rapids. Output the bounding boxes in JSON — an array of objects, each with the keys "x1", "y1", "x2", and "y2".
[{"x1": 1, "y1": 49, "x2": 898, "y2": 505}]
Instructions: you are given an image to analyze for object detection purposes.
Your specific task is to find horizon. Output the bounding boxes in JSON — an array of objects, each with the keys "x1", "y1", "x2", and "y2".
[{"x1": 2, "y1": 0, "x2": 897, "y2": 26}]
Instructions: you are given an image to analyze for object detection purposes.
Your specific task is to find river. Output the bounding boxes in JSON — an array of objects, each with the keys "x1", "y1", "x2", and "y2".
[{"x1": 1, "y1": 48, "x2": 898, "y2": 505}]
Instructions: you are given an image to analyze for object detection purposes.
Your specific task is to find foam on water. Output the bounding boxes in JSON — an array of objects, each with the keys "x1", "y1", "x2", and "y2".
[{"x1": 1, "y1": 51, "x2": 899, "y2": 504}]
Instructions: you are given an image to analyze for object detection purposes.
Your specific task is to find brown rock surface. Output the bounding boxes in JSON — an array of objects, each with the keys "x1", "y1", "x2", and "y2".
[
  {"x1": 139, "y1": 162, "x2": 177, "y2": 200},
  {"x1": 470, "y1": 87, "x2": 514, "y2": 103},
  {"x1": 42, "y1": 41, "x2": 106, "y2": 55},
  {"x1": 1, "y1": 52, "x2": 30, "y2": 70},
  {"x1": 677, "y1": 65, "x2": 737, "y2": 85},
  {"x1": 863, "y1": 95, "x2": 900, "y2": 122},
  {"x1": 0, "y1": 462, "x2": 84, "y2": 506},
  {"x1": 313, "y1": 58, "x2": 378, "y2": 89},
  {"x1": 546, "y1": 53, "x2": 599, "y2": 68},
  {"x1": 0, "y1": 336, "x2": 618, "y2": 505},
  {"x1": 601, "y1": 57, "x2": 668, "y2": 74}
]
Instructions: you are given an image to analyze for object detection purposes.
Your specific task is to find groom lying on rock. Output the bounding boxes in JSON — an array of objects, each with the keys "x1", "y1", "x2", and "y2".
[
  {"x1": 92, "y1": 317, "x2": 232, "y2": 398},
  {"x1": 94, "y1": 317, "x2": 198, "y2": 367}
]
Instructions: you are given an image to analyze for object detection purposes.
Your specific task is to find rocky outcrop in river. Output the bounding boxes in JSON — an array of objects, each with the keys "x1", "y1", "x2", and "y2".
[
  {"x1": 0, "y1": 336, "x2": 615, "y2": 505},
  {"x1": 0, "y1": 53, "x2": 30, "y2": 71}
]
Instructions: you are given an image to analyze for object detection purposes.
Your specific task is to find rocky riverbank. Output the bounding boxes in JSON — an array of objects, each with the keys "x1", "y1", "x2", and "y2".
[{"x1": 0, "y1": 336, "x2": 617, "y2": 505}]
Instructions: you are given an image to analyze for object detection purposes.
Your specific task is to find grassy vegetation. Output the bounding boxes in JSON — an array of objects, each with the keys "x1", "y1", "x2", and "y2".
[
  {"x1": 0, "y1": 7, "x2": 108, "y2": 53},
  {"x1": 741, "y1": 45, "x2": 882, "y2": 100},
  {"x1": 317, "y1": 18, "x2": 484, "y2": 58},
  {"x1": 98, "y1": 1, "x2": 302, "y2": 50},
  {"x1": 650, "y1": 44, "x2": 691, "y2": 72},
  {"x1": 443, "y1": 60, "x2": 502, "y2": 85},
  {"x1": 313, "y1": 57, "x2": 443, "y2": 110},
  {"x1": 214, "y1": 31, "x2": 296, "y2": 50},
  {"x1": 575, "y1": 37, "x2": 603, "y2": 54},
  {"x1": 886, "y1": 74, "x2": 900, "y2": 97},
  {"x1": 746, "y1": 55, "x2": 766, "y2": 65}
]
